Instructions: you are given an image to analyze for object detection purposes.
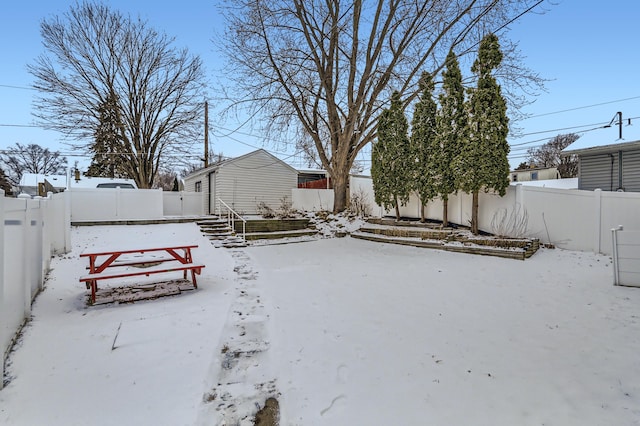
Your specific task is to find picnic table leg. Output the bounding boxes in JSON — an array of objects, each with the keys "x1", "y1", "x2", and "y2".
[
  {"x1": 191, "y1": 268, "x2": 198, "y2": 288},
  {"x1": 90, "y1": 279, "x2": 97, "y2": 304}
]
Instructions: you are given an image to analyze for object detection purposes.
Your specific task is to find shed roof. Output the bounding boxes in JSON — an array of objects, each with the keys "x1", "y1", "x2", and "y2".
[
  {"x1": 184, "y1": 149, "x2": 298, "y2": 179},
  {"x1": 563, "y1": 125, "x2": 640, "y2": 155}
]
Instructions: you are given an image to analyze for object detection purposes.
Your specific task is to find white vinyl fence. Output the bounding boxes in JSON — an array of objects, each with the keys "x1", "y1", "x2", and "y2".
[
  {"x1": 162, "y1": 192, "x2": 204, "y2": 217},
  {"x1": 71, "y1": 189, "x2": 204, "y2": 222},
  {"x1": 611, "y1": 226, "x2": 640, "y2": 287},
  {"x1": 1, "y1": 192, "x2": 71, "y2": 389},
  {"x1": 293, "y1": 176, "x2": 640, "y2": 256}
]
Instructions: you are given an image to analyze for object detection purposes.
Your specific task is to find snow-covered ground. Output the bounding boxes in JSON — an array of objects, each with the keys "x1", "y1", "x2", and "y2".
[{"x1": 1, "y1": 221, "x2": 639, "y2": 425}]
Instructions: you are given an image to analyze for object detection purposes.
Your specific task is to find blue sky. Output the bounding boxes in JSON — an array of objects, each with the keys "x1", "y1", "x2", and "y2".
[{"x1": 1, "y1": 0, "x2": 639, "y2": 171}]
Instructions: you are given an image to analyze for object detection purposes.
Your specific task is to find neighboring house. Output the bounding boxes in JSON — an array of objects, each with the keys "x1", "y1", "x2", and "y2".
[
  {"x1": 510, "y1": 167, "x2": 559, "y2": 183},
  {"x1": 183, "y1": 149, "x2": 299, "y2": 215},
  {"x1": 19, "y1": 173, "x2": 68, "y2": 196},
  {"x1": 70, "y1": 175, "x2": 137, "y2": 189},
  {"x1": 563, "y1": 125, "x2": 640, "y2": 192},
  {"x1": 298, "y1": 169, "x2": 330, "y2": 189}
]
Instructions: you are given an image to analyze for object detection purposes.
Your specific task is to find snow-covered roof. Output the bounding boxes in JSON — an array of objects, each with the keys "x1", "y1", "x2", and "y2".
[
  {"x1": 185, "y1": 149, "x2": 299, "y2": 179},
  {"x1": 19, "y1": 173, "x2": 67, "y2": 188},
  {"x1": 563, "y1": 124, "x2": 640, "y2": 155},
  {"x1": 297, "y1": 168, "x2": 328, "y2": 175},
  {"x1": 510, "y1": 178, "x2": 579, "y2": 189}
]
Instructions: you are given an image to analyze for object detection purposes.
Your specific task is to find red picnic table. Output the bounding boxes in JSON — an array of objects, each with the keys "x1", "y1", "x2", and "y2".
[{"x1": 79, "y1": 244, "x2": 205, "y2": 304}]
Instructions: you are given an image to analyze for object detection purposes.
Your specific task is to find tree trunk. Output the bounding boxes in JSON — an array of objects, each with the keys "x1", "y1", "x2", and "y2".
[
  {"x1": 394, "y1": 196, "x2": 400, "y2": 221},
  {"x1": 332, "y1": 171, "x2": 348, "y2": 213},
  {"x1": 442, "y1": 197, "x2": 449, "y2": 228},
  {"x1": 420, "y1": 202, "x2": 425, "y2": 223},
  {"x1": 471, "y1": 190, "x2": 479, "y2": 234}
]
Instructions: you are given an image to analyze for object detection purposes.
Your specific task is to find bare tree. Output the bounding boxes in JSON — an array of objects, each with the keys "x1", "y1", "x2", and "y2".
[
  {"x1": 0, "y1": 143, "x2": 67, "y2": 187},
  {"x1": 153, "y1": 167, "x2": 178, "y2": 191},
  {"x1": 28, "y1": 1, "x2": 206, "y2": 188},
  {"x1": 527, "y1": 133, "x2": 579, "y2": 178},
  {"x1": 218, "y1": 0, "x2": 546, "y2": 212}
]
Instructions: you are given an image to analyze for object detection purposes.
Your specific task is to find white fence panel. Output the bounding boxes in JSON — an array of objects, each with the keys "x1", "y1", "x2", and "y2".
[
  {"x1": 163, "y1": 192, "x2": 204, "y2": 216},
  {"x1": 70, "y1": 188, "x2": 163, "y2": 221},
  {"x1": 350, "y1": 175, "x2": 385, "y2": 217},
  {"x1": 601, "y1": 192, "x2": 640, "y2": 254},
  {"x1": 611, "y1": 227, "x2": 640, "y2": 287},
  {"x1": 2, "y1": 198, "x2": 32, "y2": 391},
  {"x1": 518, "y1": 186, "x2": 597, "y2": 251},
  {"x1": 292, "y1": 188, "x2": 334, "y2": 212},
  {"x1": 2, "y1": 192, "x2": 70, "y2": 389},
  {"x1": 48, "y1": 192, "x2": 71, "y2": 254}
]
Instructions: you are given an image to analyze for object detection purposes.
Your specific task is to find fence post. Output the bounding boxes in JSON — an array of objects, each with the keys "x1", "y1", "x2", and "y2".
[
  {"x1": 64, "y1": 191, "x2": 71, "y2": 253},
  {"x1": 611, "y1": 225, "x2": 622, "y2": 285},
  {"x1": 33, "y1": 198, "x2": 44, "y2": 292},
  {"x1": 515, "y1": 183, "x2": 524, "y2": 208},
  {"x1": 22, "y1": 198, "x2": 32, "y2": 318},
  {"x1": 0, "y1": 191, "x2": 5, "y2": 390},
  {"x1": 594, "y1": 189, "x2": 602, "y2": 254}
]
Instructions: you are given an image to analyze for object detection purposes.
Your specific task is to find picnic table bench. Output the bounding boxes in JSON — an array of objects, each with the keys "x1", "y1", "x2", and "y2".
[{"x1": 79, "y1": 244, "x2": 205, "y2": 304}]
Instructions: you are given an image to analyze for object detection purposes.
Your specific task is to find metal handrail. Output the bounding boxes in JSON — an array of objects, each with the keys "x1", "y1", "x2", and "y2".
[{"x1": 217, "y1": 198, "x2": 246, "y2": 242}]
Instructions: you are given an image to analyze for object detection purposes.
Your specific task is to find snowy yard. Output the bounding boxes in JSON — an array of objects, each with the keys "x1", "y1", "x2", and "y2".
[{"x1": 1, "y1": 222, "x2": 639, "y2": 425}]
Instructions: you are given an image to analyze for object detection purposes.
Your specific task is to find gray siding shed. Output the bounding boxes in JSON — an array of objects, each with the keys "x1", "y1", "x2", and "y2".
[
  {"x1": 183, "y1": 149, "x2": 298, "y2": 215},
  {"x1": 579, "y1": 153, "x2": 620, "y2": 191},
  {"x1": 564, "y1": 136, "x2": 640, "y2": 193}
]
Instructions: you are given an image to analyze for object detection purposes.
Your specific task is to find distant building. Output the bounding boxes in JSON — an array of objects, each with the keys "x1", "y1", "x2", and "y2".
[
  {"x1": 563, "y1": 124, "x2": 640, "y2": 192},
  {"x1": 297, "y1": 169, "x2": 330, "y2": 189},
  {"x1": 19, "y1": 173, "x2": 67, "y2": 196},
  {"x1": 509, "y1": 167, "x2": 560, "y2": 183}
]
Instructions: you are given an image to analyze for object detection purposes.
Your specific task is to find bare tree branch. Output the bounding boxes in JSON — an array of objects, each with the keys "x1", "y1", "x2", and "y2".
[
  {"x1": 217, "y1": 0, "x2": 547, "y2": 211},
  {"x1": 28, "y1": 1, "x2": 207, "y2": 188}
]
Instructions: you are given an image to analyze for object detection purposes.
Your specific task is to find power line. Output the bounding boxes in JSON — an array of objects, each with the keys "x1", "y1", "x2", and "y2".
[
  {"x1": 525, "y1": 95, "x2": 640, "y2": 119},
  {"x1": 0, "y1": 84, "x2": 34, "y2": 90}
]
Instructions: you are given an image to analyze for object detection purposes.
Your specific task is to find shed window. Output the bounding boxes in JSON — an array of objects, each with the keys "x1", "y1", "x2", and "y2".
[{"x1": 195, "y1": 181, "x2": 202, "y2": 192}]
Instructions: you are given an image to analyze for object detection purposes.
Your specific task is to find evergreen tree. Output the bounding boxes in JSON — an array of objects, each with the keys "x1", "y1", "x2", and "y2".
[
  {"x1": 410, "y1": 72, "x2": 439, "y2": 222},
  {"x1": 371, "y1": 91, "x2": 411, "y2": 220},
  {"x1": 0, "y1": 168, "x2": 12, "y2": 195},
  {"x1": 86, "y1": 91, "x2": 130, "y2": 179},
  {"x1": 456, "y1": 34, "x2": 510, "y2": 234},
  {"x1": 435, "y1": 51, "x2": 467, "y2": 227}
]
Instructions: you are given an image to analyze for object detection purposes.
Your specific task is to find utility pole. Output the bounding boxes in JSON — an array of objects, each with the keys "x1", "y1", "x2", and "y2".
[
  {"x1": 605, "y1": 111, "x2": 623, "y2": 139},
  {"x1": 204, "y1": 101, "x2": 209, "y2": 168}
]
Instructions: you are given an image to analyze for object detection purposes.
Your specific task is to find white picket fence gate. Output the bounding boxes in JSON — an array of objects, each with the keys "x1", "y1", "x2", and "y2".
[{"x1": 611, "y1": 226, "x2": 640, "y2": 287}]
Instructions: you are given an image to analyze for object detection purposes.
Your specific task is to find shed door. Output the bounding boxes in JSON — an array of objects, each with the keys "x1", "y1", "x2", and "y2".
[{"x1": 208, "y1": 172, "x2": 216, "y2": 215}]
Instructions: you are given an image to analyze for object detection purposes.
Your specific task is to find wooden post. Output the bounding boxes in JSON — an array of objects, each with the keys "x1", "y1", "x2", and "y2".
[{"x1": 204, "y1": 101, "x2": 209, "y2": 168}]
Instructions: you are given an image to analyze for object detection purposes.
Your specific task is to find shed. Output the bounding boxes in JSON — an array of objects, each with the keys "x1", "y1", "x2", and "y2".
[
  {"x1": 183, "y1": 149, "x2": 299, "y2": 215},
  {"x1": 563, "y1": 125, "x2": 640, "y2": 192}
]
